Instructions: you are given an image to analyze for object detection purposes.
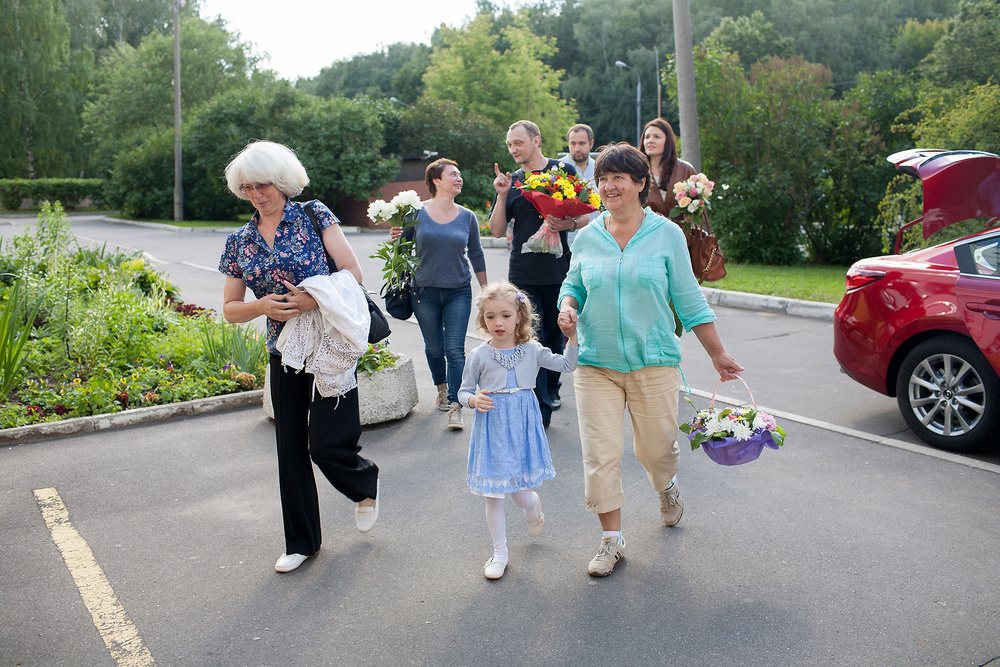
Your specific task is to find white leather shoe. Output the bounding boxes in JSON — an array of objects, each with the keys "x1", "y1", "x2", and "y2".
[
  {"x1": 526, "y1": 493, "x2": 545, "y2": 537},
  {"x1": 484, "y1": 555, "x2": 508, "y2": 580},
  {"x1": 275, "y1": 553, "x2": 310, "y2": 573},
  {"x1": 355, "y1": 479, "x2": 380, "y2": 533}
]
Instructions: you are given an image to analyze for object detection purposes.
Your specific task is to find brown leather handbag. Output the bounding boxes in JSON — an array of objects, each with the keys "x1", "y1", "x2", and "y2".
[{"x1": 684, "y1": 211, "x2": 727, "y2": 283}]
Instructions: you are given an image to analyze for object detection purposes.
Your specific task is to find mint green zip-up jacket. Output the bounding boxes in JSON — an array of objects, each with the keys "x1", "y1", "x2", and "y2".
[{"x1": 558, "y1": 209, "x2": 716, "y2": 373}]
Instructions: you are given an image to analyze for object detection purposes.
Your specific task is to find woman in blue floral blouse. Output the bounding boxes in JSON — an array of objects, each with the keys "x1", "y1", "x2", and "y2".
[{"x1": 218, "y1": 140, "x2": 380, "y2": 574}]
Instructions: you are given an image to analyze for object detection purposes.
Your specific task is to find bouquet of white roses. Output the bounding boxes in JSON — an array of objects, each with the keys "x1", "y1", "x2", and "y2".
[
  {"x1": 368, "y1": 190, "x2": 423, "y2": 291},
  {"x1": 679, "y1": 377, "x2": 786, "y2": 466}
]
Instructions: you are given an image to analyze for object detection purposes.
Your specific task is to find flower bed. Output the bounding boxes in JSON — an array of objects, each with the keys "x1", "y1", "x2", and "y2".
[{"x1": 0, "y1": 202, "x2": 266, "y2": 430}]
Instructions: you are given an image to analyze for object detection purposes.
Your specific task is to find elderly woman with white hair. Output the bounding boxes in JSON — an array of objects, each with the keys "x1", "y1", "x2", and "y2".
[{"x1": 218, "y1": 140, "x2": 380, "y2": 574}]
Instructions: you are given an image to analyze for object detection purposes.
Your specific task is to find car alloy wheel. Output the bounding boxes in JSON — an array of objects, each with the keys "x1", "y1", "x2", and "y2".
[{"x1": 895, "y1": 335, "x2": 1000, "y2": 452}]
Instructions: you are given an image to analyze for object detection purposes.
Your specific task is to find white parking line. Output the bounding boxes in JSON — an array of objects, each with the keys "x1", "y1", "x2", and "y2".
[
  {"x1": 178, "y1": 260, "x2": 220, "y2": 273},
  {"x1": 690, "y1": 388, "x2": 1000, "y2": 475},
  {"x1": 33, "y1": 488, "x2": 156, "y2": 667}
]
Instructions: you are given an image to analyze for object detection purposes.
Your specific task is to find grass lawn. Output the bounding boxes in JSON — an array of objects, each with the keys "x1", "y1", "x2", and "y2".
[{"x1": 708, "y1": 263, "x2": 849, "y2": 304}]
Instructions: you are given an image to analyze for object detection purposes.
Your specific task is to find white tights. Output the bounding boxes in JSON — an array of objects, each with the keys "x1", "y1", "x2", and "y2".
[{"x1": 485, "y1": 490, "x2": 539, "y2": 562}]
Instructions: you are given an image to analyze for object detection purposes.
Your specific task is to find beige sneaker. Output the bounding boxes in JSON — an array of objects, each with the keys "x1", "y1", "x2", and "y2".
[
  {"x1": 435, "y1": 384, "x2": 450, "y2": 411},
  {"x1": 447, "y1": 402, "x2": 464, "y2": 429},
  {"x1": 659, "y1": 484, "x2": 683, "y2": 527},
  {"x1": 587, "y1": 536, "x2": 625, "y2": 577}
]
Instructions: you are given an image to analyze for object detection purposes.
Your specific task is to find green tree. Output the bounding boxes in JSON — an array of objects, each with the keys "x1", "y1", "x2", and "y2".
[
  {"x1": 919, "y1": 0, "x2": 1000, "y2": 87},
  {"x1": 396, "y1": 99, "x2": 508, "y2": 208},
  {"x1": 96, "y1": 0, "x2": 174, "y2": 50},
  {"x1": 808, "y1": 71, "x2": 921, "y2": 263},
  {"x1": 673, "y1": 48, "x2": 837, "y2": 264},
  {"x1": 890, "y1": 18, "x2": 947, "y2": 71},
  {"x1": 703, "y1": 10, "x2": 793, "y2": 69},
  {"x1": 82, "y1": 14, "x2": 263, "y2": 176},
  {"x1": 0, "y1": 0, "x2": 85, "y2": 178},
  {"x1": 107, "y1": 84, "x2": 399, "y2": 221},
  {"x1": 299, "y1": 42, "x2": 432, "y2": 104},
  {"x1": 915, "y1": 82, "x2": 1000, "y2": 149},
  {"x1": 561, "y1": 0, "x2": 676, "y2": 144},
  {"x1": 422, "y1": 13, "x2": 577, "y2": 156}
]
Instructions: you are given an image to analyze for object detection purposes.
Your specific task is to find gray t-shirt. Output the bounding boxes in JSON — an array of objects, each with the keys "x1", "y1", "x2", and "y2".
[{"x1": 403, "y1": 206, "x2": 487, "y2": 289}]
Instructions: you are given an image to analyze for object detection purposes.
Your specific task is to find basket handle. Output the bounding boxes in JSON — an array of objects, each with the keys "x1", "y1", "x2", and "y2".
[{"x1": 709, "y1": 375, "x2": 756, "y2": 410}]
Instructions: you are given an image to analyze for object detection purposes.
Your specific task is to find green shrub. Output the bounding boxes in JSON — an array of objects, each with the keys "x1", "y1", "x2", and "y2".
[{"x1": 0, "y1": 180, "x2": 105, "y2": 210}]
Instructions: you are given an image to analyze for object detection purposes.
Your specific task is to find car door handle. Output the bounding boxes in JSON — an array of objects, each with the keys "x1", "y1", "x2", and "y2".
[{"x1": 967, "y1": 302, "x2": 1000, "y2": 319}]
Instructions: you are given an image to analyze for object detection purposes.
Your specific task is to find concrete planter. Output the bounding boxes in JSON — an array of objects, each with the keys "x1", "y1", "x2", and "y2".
[{"x1": 263, "y1": 354, "x2": 418, "y2": 426}]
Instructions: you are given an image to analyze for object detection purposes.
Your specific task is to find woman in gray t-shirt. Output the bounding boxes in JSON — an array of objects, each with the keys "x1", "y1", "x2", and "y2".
[{"x1": 390, "y1": 158, "x2": 488, "y2": 430}]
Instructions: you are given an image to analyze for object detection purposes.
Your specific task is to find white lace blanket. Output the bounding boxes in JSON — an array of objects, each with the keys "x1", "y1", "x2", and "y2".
[{"x1": 275, "y1": 272, "x2": 370, "y2": 398}]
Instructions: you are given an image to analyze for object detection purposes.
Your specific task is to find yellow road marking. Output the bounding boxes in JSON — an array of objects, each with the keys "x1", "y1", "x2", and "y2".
[{"x1": 33, "y1": 487, "x2": 155, "y2": 667}]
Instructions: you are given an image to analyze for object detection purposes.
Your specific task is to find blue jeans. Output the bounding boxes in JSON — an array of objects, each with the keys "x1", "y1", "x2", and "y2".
[{"x1": 412, "y1": 285, "x2": 472, "y2": 404}]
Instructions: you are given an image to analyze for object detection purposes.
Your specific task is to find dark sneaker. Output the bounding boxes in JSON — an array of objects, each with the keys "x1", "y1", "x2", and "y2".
[
  {"x1": 549, "y1": 394, "x2": 562, "y2": 410},
  {"x1": 587, "y1": 537, "x2": 625, "y2": 577}
]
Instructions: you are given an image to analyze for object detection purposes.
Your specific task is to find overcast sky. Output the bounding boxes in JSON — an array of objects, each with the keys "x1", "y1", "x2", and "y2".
[{"x1": 198, "y1": 0, "x2": 496, "y2": 81}]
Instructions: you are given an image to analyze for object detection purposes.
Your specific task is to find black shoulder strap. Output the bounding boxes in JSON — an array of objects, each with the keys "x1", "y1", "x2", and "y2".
[{"x1": 303, "y1": 202, "x2": 337, "y2": 272}]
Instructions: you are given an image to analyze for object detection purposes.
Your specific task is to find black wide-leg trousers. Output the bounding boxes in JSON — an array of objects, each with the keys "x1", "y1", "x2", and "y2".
[{"x1": 269, "y1": 355, "x2": 379, "y2": 556}]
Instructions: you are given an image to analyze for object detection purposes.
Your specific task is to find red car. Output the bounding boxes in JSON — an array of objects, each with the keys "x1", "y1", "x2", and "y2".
[{"x1": 833, "y1": 149, "x2": 1000, "y2": 452}]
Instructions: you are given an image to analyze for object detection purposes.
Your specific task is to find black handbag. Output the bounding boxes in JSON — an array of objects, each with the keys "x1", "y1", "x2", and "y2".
[
  {"x1": 381, "y1": 277, "x2": 413, "y2": 321},
  {"x1": 303, "y1": 203, "x2": 391, "y2": 344}
]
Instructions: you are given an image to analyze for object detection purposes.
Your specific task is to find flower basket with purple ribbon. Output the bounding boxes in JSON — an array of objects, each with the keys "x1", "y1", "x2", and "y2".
[{"x1": 679, "y1": 376, "x2": 786, "y2": 466}]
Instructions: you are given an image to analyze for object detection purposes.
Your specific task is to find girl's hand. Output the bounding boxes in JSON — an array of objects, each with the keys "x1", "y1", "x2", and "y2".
[
  {"x1": 389, "y1": 225, "x2": 402, "y2": 241},
  {"x1": 471, "y1": 390, "x2": 494, "y2": 412},
  {"x1": 558, "y1": 313, "x2": 577, "y2": 338},
  {"x1": 281, "y1": 280, "x2": 318, "y2": 313},
  {"x1": 558, "y1": 306, "x2": 578, "y2": 336},
  {"x1": 712, "y1": 352, "x2": 744, "y2": 381}
]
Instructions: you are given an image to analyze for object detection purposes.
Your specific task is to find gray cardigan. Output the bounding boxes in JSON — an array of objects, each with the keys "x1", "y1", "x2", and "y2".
[{"x1": 458, "y1": 341, "x2": 578, "y2": 408}]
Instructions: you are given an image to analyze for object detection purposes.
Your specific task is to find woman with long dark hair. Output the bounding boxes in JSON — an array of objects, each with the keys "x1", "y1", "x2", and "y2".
[{"x1": 640, "y1": 118, "x2": 696, "y2": 219}]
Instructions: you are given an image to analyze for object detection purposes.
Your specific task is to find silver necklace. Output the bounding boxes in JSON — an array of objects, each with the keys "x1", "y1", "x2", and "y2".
[{"x1": 492, "y1": 344, "x2": 524, "y2": 369}]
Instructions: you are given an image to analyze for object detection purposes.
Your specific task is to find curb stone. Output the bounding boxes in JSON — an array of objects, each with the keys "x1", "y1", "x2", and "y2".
[
  {"x1": 0, "y1": 390, "x2": 264, "y2": 447},
  {"x1": 701, "y1": 286, "x2": 836, "y2": 321},
  {"x1": 101, "y1": 216, "x2": 386, "y2": 235}
]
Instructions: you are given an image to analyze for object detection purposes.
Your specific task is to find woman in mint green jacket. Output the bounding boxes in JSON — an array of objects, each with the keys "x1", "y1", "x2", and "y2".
[{"x1": 557, "y1": 142, "x2": 743, "y2": 578}]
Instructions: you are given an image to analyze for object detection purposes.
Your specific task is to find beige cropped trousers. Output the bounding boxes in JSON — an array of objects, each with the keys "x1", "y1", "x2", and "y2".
[{"x1": 574, "y1": 364, "x2": 681, "y2": 514}]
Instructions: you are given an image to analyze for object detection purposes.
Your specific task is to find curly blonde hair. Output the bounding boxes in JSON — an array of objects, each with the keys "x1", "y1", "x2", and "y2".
[{"x1": 475, "y1": 281, "x2": 538, "y2": 345}]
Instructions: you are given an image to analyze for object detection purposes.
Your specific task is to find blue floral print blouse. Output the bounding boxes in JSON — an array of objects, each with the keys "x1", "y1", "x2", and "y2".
[{"x1": 218, "y1": 199, "x2": 339, "y2": 353}]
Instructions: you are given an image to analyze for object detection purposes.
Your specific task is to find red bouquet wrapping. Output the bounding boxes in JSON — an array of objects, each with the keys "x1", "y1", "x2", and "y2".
[
  {"x1": 521, "y1": 190, "x2": 599, "y2": 219},
  {"x1": 516, "y1": 165, "x2": 602, "y2": 257}
]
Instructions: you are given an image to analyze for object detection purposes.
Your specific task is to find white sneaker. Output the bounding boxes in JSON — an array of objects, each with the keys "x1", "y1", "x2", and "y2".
[
  {"x1": 355, "y1": 479, "x2": 380, "y2": 533},
  {"x1": 447, "y1": 402, "x2": 464, "y2": 429},
  {"x1": 275, "y1": 553, "x2": 310, "y2": 573}
]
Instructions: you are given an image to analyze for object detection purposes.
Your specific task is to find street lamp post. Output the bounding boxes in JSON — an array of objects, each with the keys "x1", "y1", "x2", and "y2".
[
  {"x1": 615, "y1": 60, "x2": 641, "y2": 147},
  {"x1": 172, "y1": 0, "x2": 183, "y2": 221}
]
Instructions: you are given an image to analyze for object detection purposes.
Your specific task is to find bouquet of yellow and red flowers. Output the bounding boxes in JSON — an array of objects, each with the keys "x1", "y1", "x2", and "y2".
[{"x1": 516, "y1": 163, "x2": 602, "y2": 257}]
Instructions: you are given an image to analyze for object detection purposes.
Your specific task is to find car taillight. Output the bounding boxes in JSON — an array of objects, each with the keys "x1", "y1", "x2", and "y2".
[{"x1": 844, "y1": 268, "x2": 887, "y2": 292}]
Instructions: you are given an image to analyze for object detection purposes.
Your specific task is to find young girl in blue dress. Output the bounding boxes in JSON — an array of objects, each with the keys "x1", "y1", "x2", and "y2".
[{"x1": 457, "y1": 281, "x2": 578, "y2": 580}]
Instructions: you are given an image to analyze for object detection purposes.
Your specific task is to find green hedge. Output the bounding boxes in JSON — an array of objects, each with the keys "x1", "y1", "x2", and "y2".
[{"x1": 0, "y1": 179, "x2": 106, "y2": 211}]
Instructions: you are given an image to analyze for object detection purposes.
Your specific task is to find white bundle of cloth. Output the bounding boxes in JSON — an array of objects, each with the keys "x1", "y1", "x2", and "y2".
[{"x1": 275, "y1": 271, "x2": 371, "y2": 398}]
